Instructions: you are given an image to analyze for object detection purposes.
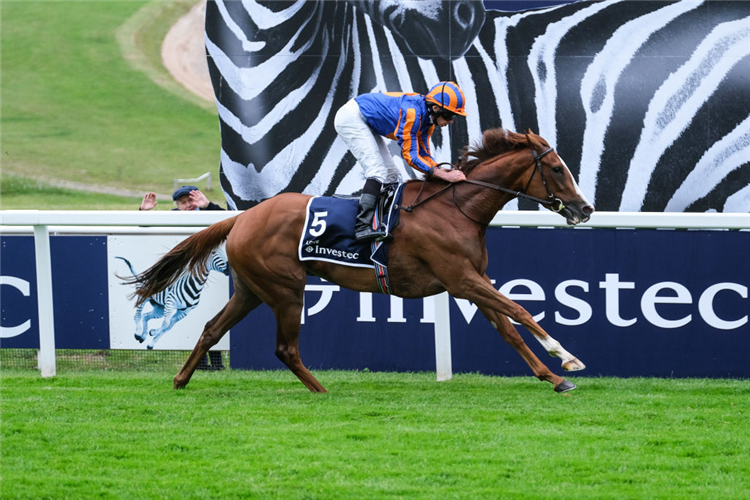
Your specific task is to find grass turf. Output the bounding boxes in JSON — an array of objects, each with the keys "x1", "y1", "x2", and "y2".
[
  {"x1": 1, "y1": 0, "x2": 222, "y2": 204},
  {"x1": 0, "y1": 174, "x2": 143, "y2": 210},
  {"x1": 2, "y1": 371, "x2": 749, "y2": 499}
]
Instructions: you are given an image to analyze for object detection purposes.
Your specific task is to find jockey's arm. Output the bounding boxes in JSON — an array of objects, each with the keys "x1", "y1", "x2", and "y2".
[
  {"x1": 398, "y1": 131, "x2": 466, "y2": 182},
  {"x1": 395, "y1": 102, "x2": 466, "y2": 182}
]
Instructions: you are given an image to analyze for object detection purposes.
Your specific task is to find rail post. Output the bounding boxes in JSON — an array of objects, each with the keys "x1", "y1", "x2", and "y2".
[
  {"x1": 33, "y1": 224, "x2": 56, "y2": 377},
  {"x1": 433, "y1": 292, "x2": 453, "y2": 381}
]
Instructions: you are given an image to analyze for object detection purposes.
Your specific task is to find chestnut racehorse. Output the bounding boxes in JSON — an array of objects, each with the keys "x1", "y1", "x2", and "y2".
[{"x1": 126, "y1": 129, "x2": 594, "y2": 393}]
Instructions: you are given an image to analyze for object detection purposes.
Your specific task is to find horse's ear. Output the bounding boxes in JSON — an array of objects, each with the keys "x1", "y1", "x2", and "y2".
[{"x1": 525, "y1": 129, "x2": 541, "y2": 149}]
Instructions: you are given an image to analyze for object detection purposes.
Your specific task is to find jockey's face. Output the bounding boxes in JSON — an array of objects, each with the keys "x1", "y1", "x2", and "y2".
[{"x1": 431, "y1": 105, "x2": 455, "y2": 127}]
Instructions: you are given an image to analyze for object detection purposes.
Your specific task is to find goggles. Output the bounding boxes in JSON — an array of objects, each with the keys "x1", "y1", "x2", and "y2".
[{"x1": 439, "y1": 110, "x2": 456, "y2": 121}]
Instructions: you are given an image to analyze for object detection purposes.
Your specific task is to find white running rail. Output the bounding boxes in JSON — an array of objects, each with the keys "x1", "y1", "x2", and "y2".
[{"x1": 1, "y1": 210, "x2": 748, "y2": 378}]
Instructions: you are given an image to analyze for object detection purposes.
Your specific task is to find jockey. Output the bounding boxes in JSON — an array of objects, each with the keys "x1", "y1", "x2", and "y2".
[{"x1": 334, "y1": 81, "x2": 468, "y2": 241}]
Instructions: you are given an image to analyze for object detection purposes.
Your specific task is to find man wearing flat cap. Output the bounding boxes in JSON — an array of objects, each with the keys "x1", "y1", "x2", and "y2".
[
  {"x1": 140, "y1": 185, "x2": 224, "y2": 211},
  {"x1": 137, "y1": 185, "x2": 226, "y2": 371}
]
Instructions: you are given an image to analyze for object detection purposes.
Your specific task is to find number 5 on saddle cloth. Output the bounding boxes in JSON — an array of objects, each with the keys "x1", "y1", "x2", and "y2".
[{"x1": 298, "y1": 184, "x2": 405, "y2": 295}]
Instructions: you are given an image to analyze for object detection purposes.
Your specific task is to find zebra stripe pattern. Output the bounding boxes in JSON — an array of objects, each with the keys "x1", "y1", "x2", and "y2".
[
  {"x1": 118, "y1": 248, "x2": 229, "y2": 349},
  {"x1": 206, "y1": 0, "x2": 750, "y2": 213}
]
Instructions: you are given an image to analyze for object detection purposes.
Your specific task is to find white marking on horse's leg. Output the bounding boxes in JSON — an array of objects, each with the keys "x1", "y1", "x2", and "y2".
[
  {"x1": 536, "y1": 335, "x2": 575, "y2": 364},
  {"x1": 536, "y1": 335, "x2": 586, "y2": 371}
]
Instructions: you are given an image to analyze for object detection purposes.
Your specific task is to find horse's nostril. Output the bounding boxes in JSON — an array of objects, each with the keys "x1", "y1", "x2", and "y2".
[{"x1": 583, "y1": 205, "x2": 595, "y2": 215}]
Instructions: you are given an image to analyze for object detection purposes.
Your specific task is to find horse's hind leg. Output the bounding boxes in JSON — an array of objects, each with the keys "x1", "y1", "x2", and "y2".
[
  {"x1": 272, "y1": 298, "x2": 327, "y2": 393},
  {"x1": 173, "y1": 275, "x2": 262, "y2": 389}
]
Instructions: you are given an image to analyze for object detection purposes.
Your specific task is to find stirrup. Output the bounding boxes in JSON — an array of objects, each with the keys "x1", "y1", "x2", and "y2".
[{"x1": 355, "y1": 225, "x2": 386, "y2": 241}]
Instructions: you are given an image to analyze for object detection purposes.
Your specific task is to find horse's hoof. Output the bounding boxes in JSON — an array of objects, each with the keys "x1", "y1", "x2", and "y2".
[
  {"x1": 134, "y1": 334, "x2": 145, "y2": 343},
  {"x1": 174, "y1": 378, "x2": 187, "y2": 390},
  {"x1": 554, "y1": 379, "x2": 577, "y2": 393},
  {"x1": 147, "y1": 344, "x2": 154, "y2": 350},
  {"x1": 562, "y1": 358, "x2": 586, "y2": 371}
]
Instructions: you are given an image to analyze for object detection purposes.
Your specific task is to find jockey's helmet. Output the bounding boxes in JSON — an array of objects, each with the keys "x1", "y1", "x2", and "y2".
[{"x1": 425, "y1": 81, "x2": 467, "y2": 116}]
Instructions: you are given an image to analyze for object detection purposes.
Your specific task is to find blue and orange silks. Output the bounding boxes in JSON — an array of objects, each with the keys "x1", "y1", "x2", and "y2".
[{"x1": 354, "y1": 92, "x2": 438, "y2": 174}]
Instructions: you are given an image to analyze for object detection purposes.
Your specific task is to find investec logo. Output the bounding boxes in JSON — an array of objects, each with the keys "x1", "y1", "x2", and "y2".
[
  {"x1": 302, "y1": 273, "x2": 748, "y2": 331},
  {"x1": 304, "y1": 239, "x2": 359, "y2": 261}
]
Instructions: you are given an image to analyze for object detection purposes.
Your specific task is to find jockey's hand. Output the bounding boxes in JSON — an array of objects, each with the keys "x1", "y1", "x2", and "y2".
[
  {"x1": 140, "y1": 192, "x2": 157, "y2": 211},
  {"x1": 189, "y1": 190, "x2": 210, "y2": 209},
  {"x1": 433, "y1": 168, "x2": 466, "y2": 183}
]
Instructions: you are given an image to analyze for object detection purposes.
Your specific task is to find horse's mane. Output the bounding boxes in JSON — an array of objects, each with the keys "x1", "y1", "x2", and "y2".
[{"x1": 458, "y1": 128, "x2": 531, "y2": 176}]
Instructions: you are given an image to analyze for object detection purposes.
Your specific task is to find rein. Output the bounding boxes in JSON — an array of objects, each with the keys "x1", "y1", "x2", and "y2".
[{"x1": 402, "y1": 147, "x2": 566, "y2": 223}]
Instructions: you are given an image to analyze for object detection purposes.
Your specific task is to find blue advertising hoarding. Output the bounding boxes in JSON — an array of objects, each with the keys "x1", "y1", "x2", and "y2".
[
  {"x1": 1, "y1": 228, "x2": 748, "y2": 377},
  {"x1": 230, "y1": 227, "x2": 749, "y2": 378},
  {"x1": 1, "y1": 236, "x2": 110, "y2": 349}
]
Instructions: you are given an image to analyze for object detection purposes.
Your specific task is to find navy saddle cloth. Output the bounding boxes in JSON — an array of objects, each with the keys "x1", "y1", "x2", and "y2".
[{"x1": 298, "y1": 184, "x2": 405, "y2": 269}]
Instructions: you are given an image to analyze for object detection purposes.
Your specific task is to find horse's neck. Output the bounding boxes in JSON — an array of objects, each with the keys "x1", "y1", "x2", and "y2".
[{"x1": 460, "y1": 155, "x2": 530, "y2": 220}]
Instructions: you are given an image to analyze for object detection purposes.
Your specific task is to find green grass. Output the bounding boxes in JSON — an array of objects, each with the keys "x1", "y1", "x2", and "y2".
[
  {"x1": 2, "y1": 371, "x2": 749, "y2": 499},
  {"x1": 0, "y1": 0, "x2": 222, "y2": 206},
  {"x1": 0, "y1": 173, "x2": 143, "y2": 210}
]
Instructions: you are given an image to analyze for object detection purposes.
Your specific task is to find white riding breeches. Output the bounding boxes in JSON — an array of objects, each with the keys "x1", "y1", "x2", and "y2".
[{"x1": 334, "y1": 99, "x2": 402, "y2": 185}]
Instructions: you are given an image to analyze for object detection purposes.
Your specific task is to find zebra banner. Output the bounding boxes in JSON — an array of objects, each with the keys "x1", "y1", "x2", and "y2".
[
  {"x1": 108, "y1": 236, "x2": 230, "y2": 351},
  {"x1": 0, "y1": 235, "x2": 230, "y2": 351},
  {"x1": 206, "y1": 0, "x2": 750, "y2": 212}
]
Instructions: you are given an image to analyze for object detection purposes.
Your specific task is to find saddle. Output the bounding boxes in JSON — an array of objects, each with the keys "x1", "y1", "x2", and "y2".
[{"x1": 299, "y1": 184, "x2": 405, "y2": 294}]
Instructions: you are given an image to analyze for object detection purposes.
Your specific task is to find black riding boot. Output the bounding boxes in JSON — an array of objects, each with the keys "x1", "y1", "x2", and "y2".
[{"x1": 355, "y1": 193, "x2": 385, "y2": 241}]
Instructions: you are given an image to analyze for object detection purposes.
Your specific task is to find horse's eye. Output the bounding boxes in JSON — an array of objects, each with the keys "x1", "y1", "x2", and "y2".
[{"x1": 552, "y1": 166, "x2": 564, "y2": 174}]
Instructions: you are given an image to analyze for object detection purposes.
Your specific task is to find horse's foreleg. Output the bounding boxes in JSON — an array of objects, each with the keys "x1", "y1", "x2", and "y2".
[
  {"x1": 482, "y1": 274, "x2": 586, "y2": 371},
  {"x1": 271, "y1": 296, "x2": 327, "y2": 393},
  {"x1": 445, "y1": 273, "x2": 584, "y2": 390},
  {"x1": 533, "y1": 333, "x2": 585, "y2": 372},
  {"x1": 479, "y1": 274, "x2": 585, "y2": 373},
  {"x1": 173, "y1": 278, "x2": 262, "y2": 389},
  {"x1": 478, "y1": 306, "x2": 574, "y2": 392}
]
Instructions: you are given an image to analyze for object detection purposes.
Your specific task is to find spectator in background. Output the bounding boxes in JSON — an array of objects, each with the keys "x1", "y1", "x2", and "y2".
[
  {"x1": 140, "y1": 185, "x2": 224, "y2": 212},
  {"x1": 139, "y1": 185, "x2": 226, "y2": 371}
]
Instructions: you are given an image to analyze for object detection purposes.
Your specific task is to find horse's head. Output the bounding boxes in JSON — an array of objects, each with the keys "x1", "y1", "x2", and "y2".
[
  {"x1": 523, "y1": 131, "x2": 594, "y2": 225},
  {"x1": 459, "y1": 129, "x2": 594, "y2": 225}
]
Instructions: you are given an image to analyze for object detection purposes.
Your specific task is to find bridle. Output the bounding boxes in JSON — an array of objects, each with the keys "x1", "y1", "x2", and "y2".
[
  {"x1": 522, "y1": 147, "x2": 566, "y2": 212},
  {"x1": 403, "y1": 146, "x2": 567, "y2": 224}
]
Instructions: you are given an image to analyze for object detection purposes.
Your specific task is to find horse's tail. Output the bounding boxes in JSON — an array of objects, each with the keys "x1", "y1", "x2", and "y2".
[{"x1": 122, "y1": 215, "x2": 239, "y2": 307}]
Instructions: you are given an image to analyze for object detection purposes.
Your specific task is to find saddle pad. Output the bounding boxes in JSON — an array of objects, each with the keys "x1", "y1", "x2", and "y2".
[{"x1": 299, "y1": 196, "x2": 374, "y2": 268}]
